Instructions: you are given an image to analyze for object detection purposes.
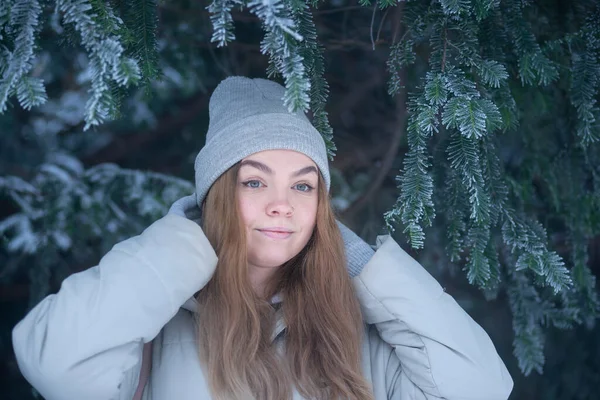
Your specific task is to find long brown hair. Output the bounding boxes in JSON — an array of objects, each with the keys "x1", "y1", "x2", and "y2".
[{"x1": 196, "y1": 163, "x2": 373, "y2": 400}]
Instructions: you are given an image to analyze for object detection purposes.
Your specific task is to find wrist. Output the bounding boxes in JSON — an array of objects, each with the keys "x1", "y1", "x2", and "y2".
[{"x1": 336, "y1": 220, "x2": 374, "y2": 278}]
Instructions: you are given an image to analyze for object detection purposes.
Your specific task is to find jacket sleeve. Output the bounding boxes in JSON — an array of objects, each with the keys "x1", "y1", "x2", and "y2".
[
  {"x1": 353, "y1": 235, "x2": 513, "y2": 400},
  {"x1": 12, "y1": 214, "x2": 217, "y2": 400}
]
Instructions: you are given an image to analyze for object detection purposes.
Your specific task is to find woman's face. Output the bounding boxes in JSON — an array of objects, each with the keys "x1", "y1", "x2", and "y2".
[{"x1": 237, "y1": 149, "x2": 319, "y2": 271}]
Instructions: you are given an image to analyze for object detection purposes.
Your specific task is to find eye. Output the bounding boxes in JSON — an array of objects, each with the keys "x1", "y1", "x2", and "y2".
[
  {"x1": 294, "y1": 183, "x2": 314, "y2": 193},
  {"x1": 242, "y1": 180, "x2": 263, "y2": 189}
]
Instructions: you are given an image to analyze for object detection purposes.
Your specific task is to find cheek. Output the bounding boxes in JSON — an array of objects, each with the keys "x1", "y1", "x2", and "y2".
[
  {"x1": 237, "y1": 198, "x2": 258, "y2": 227},
  {"x1": 297, "y1": 199, "x2": 318, "y2": 234}
]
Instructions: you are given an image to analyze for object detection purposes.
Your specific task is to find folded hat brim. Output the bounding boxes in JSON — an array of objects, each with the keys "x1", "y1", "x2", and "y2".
[{"x1": 194, "y1": 112, "x2": 331, "y2": 207}]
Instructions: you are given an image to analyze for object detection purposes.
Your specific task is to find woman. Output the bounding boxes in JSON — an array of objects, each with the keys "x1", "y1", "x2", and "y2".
[{"x1": 12, "y1": 77, "x2": 513, "y2": 400}]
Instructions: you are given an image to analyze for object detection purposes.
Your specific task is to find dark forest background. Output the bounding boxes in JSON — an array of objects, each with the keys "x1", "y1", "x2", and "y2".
[{"x1": 1, "y1": 1, "x2": 599, "y2": 399}]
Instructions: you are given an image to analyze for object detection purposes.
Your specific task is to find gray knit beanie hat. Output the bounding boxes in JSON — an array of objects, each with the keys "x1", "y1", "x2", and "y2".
[{"x1": 192, "y1": 76, "x2": 330, "y2": 208}]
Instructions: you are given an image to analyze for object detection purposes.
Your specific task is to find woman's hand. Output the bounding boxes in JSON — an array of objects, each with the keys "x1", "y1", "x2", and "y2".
[{"x1": 335, "y1": 220, "x2": 374, "y2": 278}]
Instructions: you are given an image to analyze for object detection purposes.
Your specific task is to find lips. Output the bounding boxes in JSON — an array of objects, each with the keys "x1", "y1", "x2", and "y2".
[{"x1": 257, "y1": 228, "x2": 293, "y2": 239}]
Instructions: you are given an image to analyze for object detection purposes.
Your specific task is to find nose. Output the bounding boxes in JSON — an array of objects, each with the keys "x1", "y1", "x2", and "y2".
[{"x1": 266, "y1": 199, "x2": 294, "y2": 217}]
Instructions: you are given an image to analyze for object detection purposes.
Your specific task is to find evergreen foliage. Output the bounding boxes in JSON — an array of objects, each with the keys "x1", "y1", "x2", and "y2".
[
  {"x1": 52, "y1": 0, "x2": 140, "y2": 128},
  {"x1": 0, "y1": 0, "x2": 46, "y2": 113},
  {"x1": 122, "y1": 0, "x2": 161, "y2": 88},
  {"x1": 207, "y1": 0, "x2": 241, "y2": 47},
  {"x1": 0, "y1": 153, "x2": 194, "y2": 308},
  {"x1": 1, "y1": 1, "x2": 600, "y2": 397}
]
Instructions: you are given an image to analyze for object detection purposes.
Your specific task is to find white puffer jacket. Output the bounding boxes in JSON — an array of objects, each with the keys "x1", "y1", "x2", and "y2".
[{"x1": 12, "y1": 211, "x2": 513, "y2": 399}]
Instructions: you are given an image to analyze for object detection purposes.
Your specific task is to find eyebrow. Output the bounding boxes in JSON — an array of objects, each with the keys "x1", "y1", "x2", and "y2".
[
  {"x1": 291, "y1": 165, "x2": 318, "y2": 178},
  {"x1": 240, "y1": 160, "x2": 318, "y2": 178}
]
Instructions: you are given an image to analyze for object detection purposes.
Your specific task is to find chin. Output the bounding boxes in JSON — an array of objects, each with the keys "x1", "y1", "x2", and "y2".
[{"x1": 248, "y1": 251, "x2": 297, "y2": 269}]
